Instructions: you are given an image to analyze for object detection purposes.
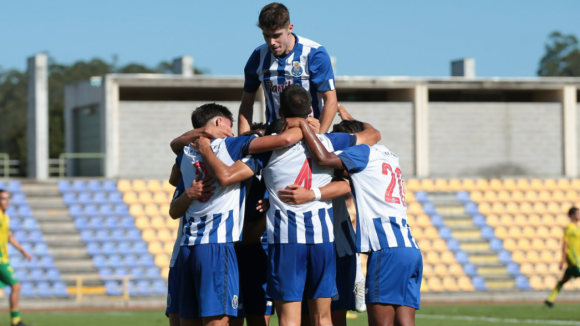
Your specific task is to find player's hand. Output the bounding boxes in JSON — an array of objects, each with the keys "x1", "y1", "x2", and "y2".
[
  {"x1": 24, "y1": 251, "x2": 32, "y2": 261},
  {"x1": 256, "y1": 198, "x2": 270, "y2": 212},
  {"x1": 204, "y1": 125, "x2": 234, "y2": 139},
  {"x1": 306, "y1": 117, "x2": 320, "y2": 134},
  {"x1": 192, "y1": 137, "x2": 212, "y2": 152},
  {"x1": 559, "y1": 261, "x2": 565, "y2": 270},
  {"x1": 186, "y1": 174, "x2": 216, "y2": 199},
  {"x1": 338, "y1": 104, "x2": 354, "y2": 121},
  {"x1": 282, "y1": 117, "x2": 306, "y2": 131},
  {"x1": 278, "y1": 185, "x2": 315, "y2": 205}
]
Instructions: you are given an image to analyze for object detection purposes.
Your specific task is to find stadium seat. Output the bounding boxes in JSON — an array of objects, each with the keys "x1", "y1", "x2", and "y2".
[
  {"x1": 527, "y1": 251, "x2": 540, "y2": 263},
  {"x1": 93, "y1": 255, "x2": 107, "y2": 268},
  {"x1": 462, "y1": 179, "x2": 476, "y2": 191},
  {"x1": 405, "y1": 192, "x2": 416, "y2": 203},
  {"x1": 522, "y1": 226, "x2": 535, "y2": 238},
  {"x1": 545, "y1": 238, "x2": 559, "y2": 250},
  {"x1": 151, "y1": 217, "x2": 166, "y2": 228},
  {"x1": 140, "y1": 255, "x2": 155, "y2": 268},
  {"x1": 105, "y1": 217, "x2": 119, "y2": 229},
  {"x1": 566, "y1": 191, "x2": 578, "y2": 201},
  {"x1": 503, "y1": 179, "x2": 516, "y2": 191},
  {"x1": 433, "y1": 264, "x2": 447, "y2": 276},
  {"x1": 489, "y1": 179, "x2": 502, "y2": 191},
  {"x1": 127, "y1": 229, "x2": 142, "y2": 242},
  {"x1": 135, "y1": 216, "x2": 150, "y2": 229},
  {"x1": 17, "y1": 207, "x2": 33, "y2": 219},
  {"x1": 20, "y1": 282, "x2": 36, "y2": 297},
  {"x1": 469, "y1": 191, "x2": 483, "y2": 203},
  {"x1": 142, "y1": 229, "x2": 157, "y2": 241},
  {"x1": 114, "y1": 268, "x2": 128, "y2": 276},
  {"x1": 138, "y1": 192, "x2": 153, "y2": 203},
  {"x1": 133, "y1": 180, "x2": 147, "y2": 192},
  {"x1": 152, "y1": 279, "x2": 166, "y2": 295},
  {"x1": 534, "y1": 263, "x2": 548, "y2": 275},
  {"x1": 22, "y1": 218, "x2": 38, "y2": 230},
  {"x1": 422, "y1": 264, "x2": 433, "y2": 277},
  {"x1": 536, "y1": 226, "x2": 549, "y2": 237},
  {"x1": 7, "y1": 181, "x2": 22, "y2": 193},
  {"x1": 517, "y1": 178, "x2": 530, "y2": 189},
  {"x1": 93, "y1": 192, "x2": 108, "y2": 205},
  {"x1": 124, "y1": 254, "x2": 139, "y2": 268},
  {"x1": 117, "y1": 180, "x2": 132, "y2": 192},
  {"x1": 29, "y1": 268, "x2": 45, "y2": 280},
  {"x1": 117, "y1": 242, "x2": 132, "y2": 255},
  {"x1": 440, "y1": 251, "x2": 455, "y2": 264},
  {"x1": 405, "y1": 179, "x2": 420, "y2": 192},
  {"x1": 157, "y1": 229, "x2": 172, "y2": 242},
  {"x1": 11, "y1": 193, "x2": 27, "y2": 205},
  {"x1": 63, "y1": 193, "x2": 77, "y2": 206},
  {"x1": 89, "y1": 217, "x2": 104, "y2": 229},
  {"x1": 130, "y1": 267, "x2": 144, "y2": 278},
  {"x1": 72, "y1": 180, "x2": 87, "y2": 192},
  {"x1": 84, "y1": 204, "x2": 99, "y2": 217},
  {"x1": 555, "y1": 214, "x2": 569, "y2": 226},
  {"x1": 111, "y1": 229, "x2": 125, "y2": 242},
  {"x1": 530, "y1": 179, "x2": 543, "y2": 191},
  {"x1": 87, "y1": 242, "x2": 100, "y2": 255},
  {"x1": 434, "y1": 179, "x2": 448, "y2": 191},
  {"x1": 147, "y1": 180, "x2": 162, "y2": 192},
  {"x1": 550, "y1": 226, "x2": 563, "y2": 238},
  {"x1": 531, "y1": 238, "x2": 545, "y2": 250},
  {"x1": 15, "y1": 269, "x2": 29, "y2": 282},
  {"x1": 528, "y1": 214, "x2": 541, "y2": 226},
  {"x1": 80, "y1": 230, "x2": 95, "y2": 242},
  {"x1": 511, "y1": 191, "x2": 524, "y2": 202},
  {"x1": 88, "y1": 180, "x2": 102, "y2": 192},
  {"x1": 58, "y1": 180, "x2": 71, "y2": 193},
  {"x1": 101, "y1": 242, "x2": 117, "y2": 255},
  {"x1": 520, "y1": 263, "x2": 533, "y2": 275},
  {"x1": 442, "y1": 276, "x2": 459, "y2": 291},
  {"x1": 137, "y1": 280, "x2": 152, "y2": 295},
  {"x1": 505, "y1": 202, "x2": 518, "y2": 214},
  {"x1": 163, "y1": 242, "x2": 174, "y2": 253},
  {"x1": 144, "y1": 204, "x2": 160, "y2": 215},
  {"x1": 426, "y1": 277, "x2": 443, "y2": 292},
  {"x1": 103, "y1": 180, "x2": 118, "y2": 192},
  {"x1": 34, "y1": 243, "x2": 48, "y2": 255},
  {"x1": 145, "y1": 266, "x2": 160, "y2": 278},
  {"x1": 108, "y1": 255, "x2": 123, "y2": 268},
  {"x1": 130, "y1": 204, "x2": 144, "y2": 216},
  {"x1": 108, "y1": 192, "x2": 124, "y2": 205},
  {"x1": 105, "y1": 281, "x2": 122, "y2": 296},
  {"x1": 475, "y1": 179, "x2": 489, "y2": 190},
  {"x1": 13, "y1": 231, "x2": 27, "y2": 242},
  {"x1": 155, "y1": 254, "x2": 169, "y2": 267},
  {"x1": 425, "y1": 252, "x2": 440, "y2": 264},
  {"x1": 46, "y1": 269, "x2": 61, "y2": 281},
  {"x1": 153, "y1": 192, "x2": 169, "y2": 204},
  {"x1": 162, "y1": 180, "x2": 174, "y2": 191},
  {"x1": 120, "y1": 217, "x2": 136, "y2": 229},
  {"x1": 512, "y1": 251, "x2": 525, "y2": 263},
  {"x1": 123, "y1": 192, "x2": 138, "y2": 205},
  {"x1": 95, "y1": 230, "x2": 110, "y2": 241},
  {"x1": 148, "y1": 242, "x2": 163, "y2": 255},
  {"x1": 552, "y1": 190, "x2": 565, "y2": 202}
]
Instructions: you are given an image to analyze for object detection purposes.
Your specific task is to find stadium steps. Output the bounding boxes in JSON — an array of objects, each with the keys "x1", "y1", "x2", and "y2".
[
  {"x1": 428, "y1": 192, "x2": 516, "y2": 290},
  {"x1": 20, "y1": 181, "x2": 101, "y2": 287}
]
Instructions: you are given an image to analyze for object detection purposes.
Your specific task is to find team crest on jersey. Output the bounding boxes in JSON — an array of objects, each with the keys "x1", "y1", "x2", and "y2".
[
  {"x1": 232, "y1": 295, "x2": 238, "y2": 309},
  {"x1": 292, "y1": 61, "x2": 302, "y2": 76}
]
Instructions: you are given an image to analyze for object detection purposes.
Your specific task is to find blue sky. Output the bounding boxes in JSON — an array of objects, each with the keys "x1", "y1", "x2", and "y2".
[{"x1": 1, "y1": 0, "x2": 579, "y2": 77}]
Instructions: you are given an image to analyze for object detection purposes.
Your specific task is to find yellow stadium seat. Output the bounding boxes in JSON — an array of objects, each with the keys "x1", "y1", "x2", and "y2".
[
  {"x1": 486, "y1": 214, "x2": 500, "y2": 227},
  {"x1": 458, "y1": 276, "x2": 475, "y2": 291},
  {"x1": 505, "y1": 202, "x2": 519, "y2": 214},
  {"x1": 130, "y1": 204, "x2": 144, "y2": 216},
  {"x1": 513, "y1": 214, "x2": 527, "y2": 226},
  {"x1": 519, "y1": 202, "x2": 533, "y2": 214},
  {"x1": 527, "y1": 251, "x2": 540, "y2": 263},
  {"x1": 491, "y1": 202, "x2": 505, "y2": 214},
  {"x1": 495, "y1": 226, "x2": 508, "y2": 239},
  {"x1": 142, "y1": 229, "x2": 157, "y2": 241},
  {"x1": 550, "y1": 226, "x2": 563, "y2": 238},
  {"x1": 512, "y1": 251, "x2": 525, "y2": 263},
  {"x1": 405, "y1": 179, "x2": 420, "y2": 192},
  {"x1": 448, "y1": 263, "x2": 464, "y2": 276},
  {"x1": 484, "y1": 191, "x2": 498, "y2": 202},
  {"x1": 572, "y1": 179, "x2": 580, "y2": 190},
  {"x1": 427, "y1": 277, "x2": 443, "y2": 292},
  {"x1": 158, "y1": 229, "x2": 173, "y2": 242},
  {"x1": 497, "y1": 191, "x2": 511, "y2": 202},
  {"x1": 522, "y1": 226, "x2": 535, "y2": 238},
  {"x1": 416, "y1": 214, "x2": 431, "y2": 227},
  {"x1": 503, "y1": 179, "x2": 516, "y2": 191},
  {"x1": 153, "y1": 192, "x2": 170, "y2": 204},
  {"x1": 475, "y1": 179, "x2": 489, "y2": 190},
  {"x1": 462, "y1": 179, "x2": 476, "y2": 191},
  {"x1": 159, "y1": 204, "x2": 170, "y2": 216},
  {"x1": 442, "y1": 276, "x2": 459, "y2": 291},
  {"x1": 566, "y1": 191, "x2": 579, "y2": 201},
  {"x1": 529, "y1": 275, "x2": 543, "y2": 290},
  {"x1": 534, "y1": 262, "x2": 548, "y2": 275},
  {"x1": 425, "y1": 252, "x2": 440, "y2": 264},
  {"x1": 536, "y1": 226, "x2": 549, "y2": 238},
  {"x1": 545, "y1": 238, "x2": 559, "y2": 250},
  {"x1": 155, "y1": 254, "x2": 170, "y2": 267},
  {"x1": 542, "y1": 214, "x2": 556, "y2": 225},
  {"x1": 418, "y1": 239, "x2": 432, "y2": 251},
  {"x1": 441, "y1": 251, "x2": 456, "y2": 264},
  {"x1": 123, "y1": 192, "x2": 138, "y2": 204},
  {"x1": 561, "y1": 202, "x2": 573, "y2": 214},
  {"x1": 511, "y1": 190, "x2": 524, "y2": 202},
  {"x1": 499, "y1": 214, "x2": 514, "y2": 224},
  {"x1": 432, "y1": 239, "x2": 447, "y2": 251},
  {"x1": 517, "y1": 238, "x2": 530, "y2": 250},
  {"x1": 538, "y1": 191, "x2": 551, "y2": 202},
  {"x1": 524, "y1": 191, "x2": 538, "y2": 201},
  {"x1": 151, "y1": 217, "x2": 166, "y2": 229},
  {"x1": 148, "y1": 241, "x2": 163, "y2": 254},
  {"x1": 424, "y1": 227, "x2": 439, "y2": 239},
  {"x1": 520, "y1": 263, "x2": 534, "y2": 275},
  {"x1": 135, "y1": 216, "x2": 150, "y2": 229},
  {"x1": 117, "y1": 179, "x2": 132, "y2": 192},
  {"x1": 558, "y1": 179, "x2": 571, "y2": 190},
  {"x1": 448, "y1": 179, "x2": 462, "y2": 191},
  {"x1": 555, "y1": 214, "x2": 569, "y2": 226},
  {"x1": 422, "y1": 264, "x2": 433, "y2": 277},
  {"x1": 530, "y1": 179, "x2": 543, "y2": 191},
  {"x1": 147, "y1": 180, "x2": 162, "y2": 191},
  {"x1": 540, "y1": 250, "x2": 555, "y2": 263},
  {"x1": 434, "y1": 264, "x2": 447, "y2": 276},
  {"x1": 162, "y1": 180, "x2": 174, "y2": 191},
  {"x1": 516, "y1": 179, "x2": 530, "y2": 190},
  {"x1": 544, "y1": 275, "x2": 558, "y2": 289},
  {"x1": 405, "y1": 192, "x2": 416, "y2": 202},
  {"x1": 138, "y1": 192, "x2": 153, "y2": 203},
  {"x1": 546, "y1": 202, "x2": 560, "y2": 214},
  {"x1": 163, "y1": 242, "x2": 174, "y2": 253},
  {"x1": 412, "y1": 227, "x2": 424, "y2": 239},
  {"x1": 528, "y1": 214, "x2": 541, "y2": 226},
  {"x1": 477, "y1": 202, "x2": 491, "y2": 215},
  {"x1": 144, "y1": 204, "x2": 160, "y2": 216},
  {"x1": 544, "y1": 179, "x2": 557, "y2": 191},
  {"x1": 489, "y1": 179, "x2": 503, "y2": 191},
  {"x1": 503, "y1": 238, "x2": 517, "y2": 251},
  {"x1": 548, "y1": 263, "x2": 560, "y2": 274},
  {"x1": 508, "y1": 226, "x2": 522, "y2": 238},
  {"x1": 470, "y1": 191, "x2": 484, "y2": 203},
  {"x1": 420, "y1": 179, "x2": 435, "y2": 192},
  {"x1": 133, "y1": 180, "x2": 147, "y2": 192},
  {"x1": 167, "y1": 218, "x2": 179, "y2": 230},
  {"x1": 552, "y1": 191, "x2": 565, "y2": 202},
  {"x1": 420, "y1": 280, "x2": 429, "y2": 292},
  {"x1": 407, "y1": 202, "x2": 423, "y2": 215},
  {"x1": 406, "y1": 215, "x2": 416, "y2": 226},
  {"x1": 531, "y1": 238, "x2": 544, "y2": 250},
  {"x1": 161, "y1": 267, "x2": 170, "y2": 279},
  {"x1": 435, "y1": 179, "x2": 448, "y2": 191}
]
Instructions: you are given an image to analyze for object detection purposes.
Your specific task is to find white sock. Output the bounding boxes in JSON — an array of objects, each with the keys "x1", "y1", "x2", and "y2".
[{"x1": 355, "y1": 253, "x2": 365, "y2": 283}]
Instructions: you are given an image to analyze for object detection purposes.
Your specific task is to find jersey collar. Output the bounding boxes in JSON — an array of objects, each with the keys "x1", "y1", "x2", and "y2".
[{"x1": 274, "y1": 33, "x2": 299, "y2": 62}]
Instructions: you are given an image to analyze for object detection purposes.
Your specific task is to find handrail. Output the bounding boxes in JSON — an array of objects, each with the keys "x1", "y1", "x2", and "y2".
[
  {"x1": 62, "y1": 274, "x2": 134, "y2": 302},
  {"x1": 0, "y1": 153, "x2": 8, "y2": 180},
  {"x1": 58, "y1": 153, "x2": 107, "y2": 177}
]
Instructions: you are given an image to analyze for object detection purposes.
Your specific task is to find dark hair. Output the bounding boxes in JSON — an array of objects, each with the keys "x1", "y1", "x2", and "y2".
[
  {"x1": 332, "y1": 120, "x2": 364, "y2": 134},
  {"x1": 280, "y1": 85, "x2": 311, "y2": 118},
  {"x1": 240, "y1": 130, "x2": 263, "y2": 137},
  {"x1": 258, "y1": 3, "x2": 290, "y2": 31},
  {"x1": 569, "y1": 207, "x2": 578, "y2": 217},
  {"x1": 0, "y1": 190, "x2": 6, "y2": 195},
  {"x1": 265, "y1": 119, "x2": 284, "y2": 135},
  {"x1": 251, "y1": 122, "x2": 266, "y2": 131},
  {"x1": 190, "y1": 103, "x2": 234, "y2": 129}
]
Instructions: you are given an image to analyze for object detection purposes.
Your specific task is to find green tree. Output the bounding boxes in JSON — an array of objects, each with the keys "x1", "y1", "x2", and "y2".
[{"x1": 538, "y1": 31, "x2": 580, "y2": 76}]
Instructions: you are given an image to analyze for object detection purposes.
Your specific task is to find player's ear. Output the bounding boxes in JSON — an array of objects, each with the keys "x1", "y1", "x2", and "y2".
[
  {"x1": 309, "y1": 107, "x2": 313, "y2": 115},
  {"x1": 215, "y1": 117, "x2": 222, "y2": 127},
  {"x1": 287, "y1": 24, "x2": 293, "y2": 33}
]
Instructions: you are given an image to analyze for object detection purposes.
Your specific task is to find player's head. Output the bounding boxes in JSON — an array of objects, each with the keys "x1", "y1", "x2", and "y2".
[
  {"x1": 258, "y1": 3, "x2": 293, "y2": 57},
  {"x1": 191, "y1": 103, "x2": 234, "y2": 130},
  {"x1": 279, "y1": 84, "x2": 312, "y2": 119},
  {"x1": 265, "y1": 119, "x2": 284, "y2": 135},
  {"x1": 0, "y1": 190, "x2": 9, "y2": 212},
  {"x1": 332, "y1": 120, "x2": 364, "y2": 134},
  {"x1": 250, "y1": 122, "x2": 267, "y2": 136},
  {"x1": 568, "y1": 207, "x2": 580, "y2": 222}
]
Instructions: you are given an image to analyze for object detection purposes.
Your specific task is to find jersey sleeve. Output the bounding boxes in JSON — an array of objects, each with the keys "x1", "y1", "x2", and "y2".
[
  {"x1": 175, "y1": 150, "x2": 185, "y2": 167},
  {"x1": 224, "y1": 135, "x2": 258, "y2": 161},
  {"x1": 323, "y1": 133, "x2": 357, "y2": 151},
  {"x1": 308, "y1": 46, "x2": 335, "y2": 92},
  {"x1": 244, "y1": 49, "x2": 262, "y2": 93},
  {"x1": 172, "y1": 178, "x2": 186, "y2": 202},
  {"x1": 241, "y1": 152, "x2": 271, "y2": 174},
  {"x1": 335, "y1": 145, "x2": 370, "y2": 174},
  {"x1": 564, "y1": 225, "x2": 573, "y2": 243}
]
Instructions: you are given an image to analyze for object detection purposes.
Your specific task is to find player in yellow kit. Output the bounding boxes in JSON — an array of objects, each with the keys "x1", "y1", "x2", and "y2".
[
  {"x1": 0, "y1": 190, "x2": 32, "y2": 326},
  {"x1": 545, "y1": 206, "x2": 580, "y2": 307}
]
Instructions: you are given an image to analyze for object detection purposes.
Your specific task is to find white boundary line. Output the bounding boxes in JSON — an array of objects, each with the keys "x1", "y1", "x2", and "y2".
[{"x1": 416, "y1": 314, "x2": 580, "y2": 325}]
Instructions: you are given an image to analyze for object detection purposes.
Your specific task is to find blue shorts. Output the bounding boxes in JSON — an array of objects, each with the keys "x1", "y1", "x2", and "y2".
[
  {"x1": 234, "y1": 243, "x2": 274, "y2": 317},
  {"x1": 302, "y1": 253, "x2": 356, "y2": 314},
  {"x1": 268, "y1": 243, "x2": 337, "y2": 302},
  {"x1": 365, "y1": 247, "x2": 422, "y2": 309},
  {"x1": 165, "y1": 249, "x2": 185, "y2": 316},
  {"x1": 179, "y1": 244, "x2": 240, "y2": 319}
]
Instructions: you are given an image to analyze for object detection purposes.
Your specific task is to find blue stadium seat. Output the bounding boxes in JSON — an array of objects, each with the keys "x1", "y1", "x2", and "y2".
[
  {"x1": 130, "y1": 267, "x2": 144, "y2": 279},
  {"x1": 137, "y1": 280, "x2": 152, "y2": 295},
  {"x1": 126, "y1": 229, "x2": 141, "y2": 241},
  {"x1": 114, "y1": 268, "x2": 128, "y2": 276},
  {"x1": 20, "y1": 282, "x2": 36, "y2": 297},
  {"x1": 515, "y1": 276, "x2": 531, "y2": 290},
  {"x1": 108, "y1": 255, "x2": 123, "y2": 268},
  {"x1": 105, "y1": 217, "x2": 119, "y2": 229},
  {"x1": 99, "y1": 268, "x2": 113, "y2": 278},
  {"x1": 120, "y1": 217, "x2": 136, "y2": 229},
  {"x1": 101, "y1": 242, "x2": 117, "y2": 255},
  {"x1": 11, "y1": 193, "x2": 27, "y2": 205},
  {"x1": 99, "y1": 205, "x2": 114, "y2": 217},
  {"x1": 15, "y1": 269, "x2": 29, "y2": 281},
  {"x1": 446, "y1": 239, "x2": 460, "y2": 251},
  {"x1": 80, "y1": 230, "x2": 95, "y2": 242},
  {"x1": 21, "y1": 243, "x2": 33, "y2": 254},
  {"x1": 124, "y1": 254, "x2": 138, "y2": 268},
  {"x1": 456, "y1": 191, "x2": 472, "y2": 203},
  {"x1": 7, "y1": 181, "x2": 22, "y2": 193},
  {"x1": 62, "y1": 193, "x2": 77, "y2": 205},
  {"x1": 29, "y1": 268, "x2": 45, "y2": 281},
  {"x1": 114, "y1": 204, "x2": 129, "y2": 216},
  {"x1": 117, "y1": 242, "x2": 132, "y2": 255},
  {"x1": 10, "y1": 257, "x2": 23, "y2": 269},
  {"x1": 9, "y1": 219, "x2": 21, "y2": 231},
  {"x1": 53, "y1": 282, "x2": 68, "y2": 297},
  {"x1": 438, "y1": 226, "x2": 452, "y2": 240},
  {"x1": 140, "y1": 255, "x2": 155, "y2": 268},
  {"x1": 46, "y1": 268, "x2": 61, "y2": 281},
  {"x1": 69, "y1": 205, "x2": 84, "y2": 218},
  {"x1": 463, "y1": 263, "x2": 478, "y2": 276},
  {"x1": 89, "y1": 217, "x2": 104, "y2": 230},
  {"x1": 58, "y1": 180, "x2": 71, "y2": 193},
  {"x1": 480, "y1": 226, "x2": 495, "y2": 240},
  {"x1": 95, "y1": 230, "x2": 110, "y2": 241},
  {"x1": 28, "y1": 230, "x2": 44, "y2": 243},
  {"x1": 72, "y1": 180, "x2": 86, "y2": 192},
  {"x1": 105, "y1": 281, "x2": 122, "y2": 296},
  {"x1": 498, "y1": 250, "x2": 513, "y2": 264},
  {"x1": 103, "y1": 180, "x2": 117, "y2": 193},
  {"x1": 4, "y1": 206, "x2": 16, "y2": 217},
  {"x1": 472, "y1": 214, "x2": 488, "y2": 227},
  {"x1": 75, "y1": 218, "x2": 89, "y2": 230},
  {"x1": 0, "y1": 181, "x2": 4, "y2": 190},
  {"x1": 414, "y1": 191, "x2": 429, "y2": 203},
  {"x1": 455, "y1": 251, "x2": 470, "y2": 264},
  {"x1": 471, "y1": 276, "x2": 488, "y2": 291},
  {"x1": 39, "y1": 256, "x2": 54, "y2": 268},
  {"x1": 8, "y1": 244, "x2": 19, "y2": 256},
  {"x1": 422, "y1": 203, "x2": 437, "y2": 216},
  {"x1": 464, "y1": 202, "x2": 479, "y2": 215},
  {"x1": 127, "y1": 280, "x2": 138, "y2": 296},
  {"x1": 111, "y1": 230, "x2": 126, "y2": 242},
  {"x1": 152, "y1": 280, "x2": 166, "y2": 295},
  {"x1": 77, "y1": 192, "x2": 93, "y2": 205},
  {"x1": 84, "y1": 204, "x2": 99, "y2": 217},
  {"x1": 506, "y1": 263, "x2": 520, "y2": 276},
  {"x1": 33, "y1": 243, "x2": 49, "y2": 255},
  {"x1": 87, "y1": 242, "x2": 101, "y2": 255},
  {"x1": 22, "y1": 218, "x2": 38, "y2": 230},
  {"x1": 87, "y1": 180, "x2": 102, "y2": 192},
  {"x1": 17, "y1": 207, "x2": 33, "y2": 219},
  {"x1": 144, "y1": 267, "x2": 159, "y2": 279},
  {"x1": 132, "y1": 242, "x2": 148, "y2": 254},
  {"x1": 489, "y1": 238, "x2": 504, "y2": 251},
  {"x1": 13, "y1": 230, "x2": 27, "y2": 242},
  {"x1": 108, "y1": 192, "x2": 124, "y2": 205},
  {"x1": 93, "y1": 192, "x2": 108, "y2": 205},
  {"x1": 430, "y1": 214, "x2": 445, "y2": 227},
  {"x1": 26, "y1": 256, "x2": 40, "y2": 269},
  {"x1": 93, "y1": 255, "x2": 107, "y2": 268}
]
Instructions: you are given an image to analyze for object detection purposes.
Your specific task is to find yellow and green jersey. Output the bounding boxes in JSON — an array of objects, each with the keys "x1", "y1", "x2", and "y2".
[
  {"x1": 0, "y1": 211, "x2": 9, "y2": 265},
  {"x1": 564, "y1": 222, "x2": 580, "y2": 267}
]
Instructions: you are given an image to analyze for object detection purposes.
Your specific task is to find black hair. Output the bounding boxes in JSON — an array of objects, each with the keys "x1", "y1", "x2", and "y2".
[
  {"x1": 265, "y1": 119, "x2": 284, "y2": 135},
  {"x1": 251, "y1": 122, "x2": 267, "y2": 131},
  {"x1": 280, "y1": 85, "x2": 311, "y2": 119},
  {"x1": 240, "y1": 130, "x2": 263, "y2": 137},
  {"x1": 569, "y1": 207, "x2": 578, "y2": 217},
  {"x1": 332, "y1": 120, "x2": 364, "y2": 133},
  {"x1": 0, "y1": 190, "x2": 6, "y2": 195},
  {"x1": 190, "y1": 103, "x2": 234, "y2": 129},
  {"x1": 257, "y1": 3, "x2": 290, "y2": 31}
]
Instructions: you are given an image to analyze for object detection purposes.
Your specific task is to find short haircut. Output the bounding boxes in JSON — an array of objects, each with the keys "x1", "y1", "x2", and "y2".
[
  {"x1": 280, "y1": 85, "x2": 311, "y2": 118},
  {"x1": 332, "y1": 120, "x2": 364, "y2": 134},
  {"x1": 251, "y1": 122, "x2": 267, "y2": 131},
  {"x1": 265, "y1": 119, "x2": 284, "y2": 135},
  {"x1": 190, "y1": 103, "x2": 234, "y2": 129},
  {"x1": 258, "y1": 3, "x2": 290, "y2": 31},
  {"x1": 240, "y1": 130, "x2": 263, "y2": 137},
  {"x1": 569, "y1": 207, "x2": 578, "y2": 217},
  {"x1": 0, "y1": 190, "x2": 6, "y2": 195}
]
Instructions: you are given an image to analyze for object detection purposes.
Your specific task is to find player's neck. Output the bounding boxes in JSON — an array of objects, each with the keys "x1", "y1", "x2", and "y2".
[{"x1": 280, "y1": 33, "x2": 296, "y2": 58}]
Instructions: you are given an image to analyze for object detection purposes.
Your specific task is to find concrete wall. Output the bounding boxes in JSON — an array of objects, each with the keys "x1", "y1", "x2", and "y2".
[
  {"x1": 116, "y1": 101, "x2": 261, "y2": 179},
  {"x1": 429, "y1": 103, "x2": 563, "y2": 177}
]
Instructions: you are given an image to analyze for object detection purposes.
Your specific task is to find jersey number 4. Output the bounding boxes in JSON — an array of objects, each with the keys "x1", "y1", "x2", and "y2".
[
  {"x1": 294, "y1": 159, "x2": 313, "y2": 190},
  {"x1": 194, "y1": 162, "x2": 212, "y2": 203},
  {"x1": 382, "y1": 163, "x2": 406, "y2": 207}
]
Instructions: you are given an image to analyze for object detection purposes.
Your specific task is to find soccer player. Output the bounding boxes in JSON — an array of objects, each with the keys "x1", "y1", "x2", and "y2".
[
  {"x1": 0, "y1": 190, "x2": 32, "y2": 326},
  {"x1": 545, "y1": 207, "x2": 580, "y2": 308},
  {"x1": 238, "y1": 2, "x2": 338, "y2": 134},
  {"x1": 290, "y1": 112, "x2": 422, "y2": 326},
  {"x1": 192, "y1": 85, "x2": 381, "y2": 326}
]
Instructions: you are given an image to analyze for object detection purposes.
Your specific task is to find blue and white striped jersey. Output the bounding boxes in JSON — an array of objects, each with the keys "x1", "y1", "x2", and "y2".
[
  {"x1": 333, "y1": 196, "x2": 357, "y2": 257},
  {"x1": 243, "y1": 133, "x2": 356, "y2": 245},
  {"x1": 169, "y1": 179, "x2": 185, "y2": 267},
  {"x1": 176, "y1": 136, "x2": 255, "y2": 246},
  {"x1": 244, "y1": 34, "x2": 335, "y2": 124},
  {"x1": 335, "y1": 145, "x2": 419, "y2": 253}
]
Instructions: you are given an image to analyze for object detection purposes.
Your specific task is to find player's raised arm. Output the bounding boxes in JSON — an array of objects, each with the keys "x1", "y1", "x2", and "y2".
[
  {"x1": 238, "y1": 91, "x2": 257, "y2": 135},
  {"x1": 278, "y1": 177, "x2": 350, "y2": 205},
  {"x1": 336, "y1": 105, "x2": 381, "y2": 145},
  {"x1": 194, "y1": 137, "x2": 256, "y2": 187},
  {"x1": 170, "y1": 126, "x2": 234, "y2": 155},
  {"x1": 248, "y1": 125, "x2": 303, "y2": 154},
  {"x1": 319, "y1": 90, "x2": 338, "y2": 133}
]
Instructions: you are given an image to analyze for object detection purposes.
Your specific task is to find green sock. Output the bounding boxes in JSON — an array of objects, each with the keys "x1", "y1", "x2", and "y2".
[
  {"x1": 547, "y1": 281, "x2": 564, "y2": 303},
  {"x1": 10, "y1": 309, "x2": 21, "y2": 325}
]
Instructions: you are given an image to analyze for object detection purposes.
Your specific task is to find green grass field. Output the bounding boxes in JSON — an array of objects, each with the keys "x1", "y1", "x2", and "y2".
[{"x1": 2, "y1": 303, "x2": 578, "y2": 326}]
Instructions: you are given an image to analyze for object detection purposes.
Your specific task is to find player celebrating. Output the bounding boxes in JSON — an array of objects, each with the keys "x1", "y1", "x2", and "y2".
[
  {"x1": 290, "y1": 111, "x2": 422, "y2": 326},
  {"x1": 0, "y1": 190, "x2": 32, "y2": 326},
  {"x1": 238, "y1": 2, "x2": 338, "y2": 134},
  {"x1": 545, "y1": 207, "x2": 580, "y2": 308}
]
